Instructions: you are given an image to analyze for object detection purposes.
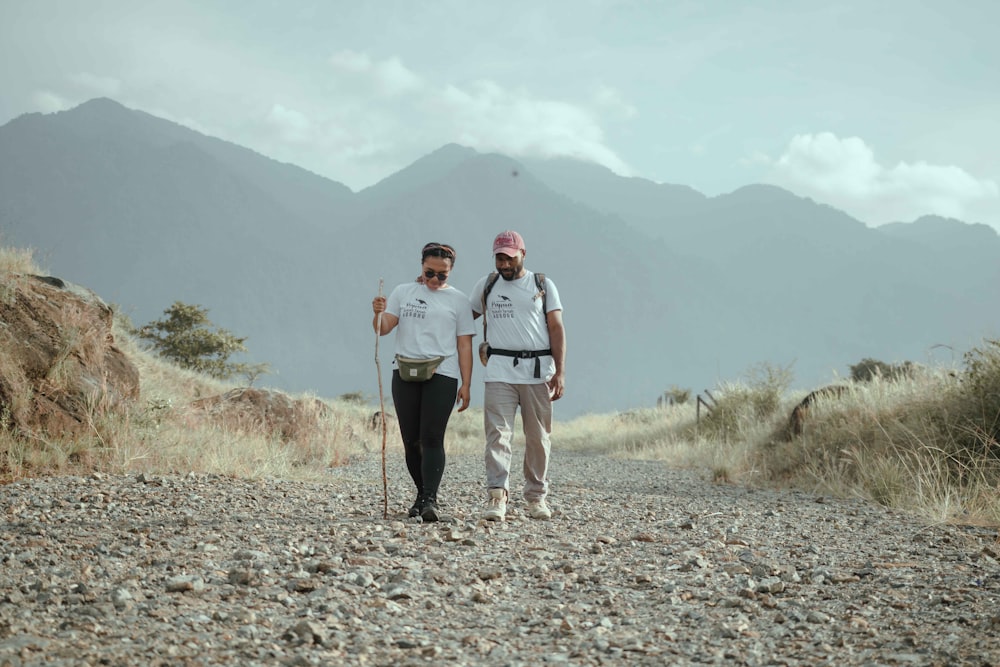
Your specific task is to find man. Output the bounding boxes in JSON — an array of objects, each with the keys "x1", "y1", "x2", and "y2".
[{"x1": 470, "y1": 231, "x2": 566, "y2": 521}]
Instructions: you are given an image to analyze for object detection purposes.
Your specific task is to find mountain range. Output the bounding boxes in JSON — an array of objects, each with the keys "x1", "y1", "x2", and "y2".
[{"x1": 2, "y1": 98, "x2": 999, "y2": 417}]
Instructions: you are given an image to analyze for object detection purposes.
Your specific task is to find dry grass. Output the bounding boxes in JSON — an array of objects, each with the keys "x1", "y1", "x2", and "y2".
[
  {"x1": 0, "y1": 245, "x2": 41, "y2": 275},
  {"x1": 557, "y1": 405, "x2": 756, "y2": 484},
  {"x1": 761, "y1": 369, "x2": 1000, "y2": 525},
  {"x1": 105, "y1": 333, "x2": 388, "y2": 480},
  {"x1": 0, "y1": 254, "x2": 389, "y2": 481},
  {"x1": 588, "y1": 364, "x2": 1000, "y2": 526}
]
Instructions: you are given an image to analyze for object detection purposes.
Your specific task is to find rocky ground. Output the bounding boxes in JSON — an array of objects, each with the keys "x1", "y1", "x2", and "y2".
[{"x1": 1, "y1": 450, "x2": 999, "y2": 666}]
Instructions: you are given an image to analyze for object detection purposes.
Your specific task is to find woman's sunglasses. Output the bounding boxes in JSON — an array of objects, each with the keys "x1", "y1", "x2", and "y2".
[{"x1": 423, "y1": 269, "x2": 449, "y2": 281}]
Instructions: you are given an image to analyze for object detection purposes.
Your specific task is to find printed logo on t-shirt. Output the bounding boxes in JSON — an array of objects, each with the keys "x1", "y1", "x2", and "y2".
[
  {"x1": 401, "y1": 299, "x2": 429, "y2": 320},
  {"x1": 489, "y1": 296, "x2": 516, "y2": 320}
]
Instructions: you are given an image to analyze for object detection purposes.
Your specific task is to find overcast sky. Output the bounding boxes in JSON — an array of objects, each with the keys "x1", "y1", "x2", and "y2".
[{"x1": 2, "y1": 0, "x2": 998, "y2": 230}]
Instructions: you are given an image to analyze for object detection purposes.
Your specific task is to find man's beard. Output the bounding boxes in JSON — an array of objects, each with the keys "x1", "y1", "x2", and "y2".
[{"x1": 500, "y1": 266, "x2": 520, "y2": 280}]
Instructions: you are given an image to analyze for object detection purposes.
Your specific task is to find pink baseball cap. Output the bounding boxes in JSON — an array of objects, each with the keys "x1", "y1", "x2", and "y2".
[{"x1": 493, "y1": 230, "x2": 525, "y2": 256}]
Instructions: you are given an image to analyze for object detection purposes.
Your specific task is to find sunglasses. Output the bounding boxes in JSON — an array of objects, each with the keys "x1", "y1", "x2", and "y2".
[{"x1": 423, "y1": 268, "x2": 449, "y2": 281}]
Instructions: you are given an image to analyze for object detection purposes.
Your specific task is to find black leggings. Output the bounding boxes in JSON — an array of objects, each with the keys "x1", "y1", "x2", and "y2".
[{"x1": 391, "y1": 371, "x2": 458, "y2": 501}]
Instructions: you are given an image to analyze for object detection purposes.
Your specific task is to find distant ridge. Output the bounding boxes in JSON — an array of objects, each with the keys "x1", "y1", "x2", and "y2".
[
  {"x1": 878, "y1": 214, "x2": 1000, "y2": 247},
  {"x1": 2, "y1": 98, "x2": 999, "y2": 416}
]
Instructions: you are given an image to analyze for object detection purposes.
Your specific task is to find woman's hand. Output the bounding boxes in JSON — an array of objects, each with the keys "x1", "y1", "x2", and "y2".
[
  {"x1": 372, "y1": 296, "x2": 397, "y2": 334},
  {"x1": 456, "y1": 335, "x2": 473, "y2": 411},
  {"x1": 456, "y1": 384, "x2": 471, "y2": 412}
]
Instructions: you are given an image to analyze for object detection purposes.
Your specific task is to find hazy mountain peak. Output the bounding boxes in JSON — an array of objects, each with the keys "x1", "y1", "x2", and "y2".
[
  {"x1": 720, "y1": 186, "x2": 871, "y2": 232},
  {"x1": 721, "y1": 183, "x2": 799, "y2": 204},
  {"x1": 64, "y1": 97, "x2": 162, "y2": 130},
  {"x1": 881, "y1": 214, "x2": 997, "y2": 234},
  {"x1": 19, "y1": 97, "x2": 203, "y2": 151},
  {"x1": 395, "y1": 143, "x2": 478, "y2": 174},
  {"x1": 359, "y1": 143, "x2": 482, "y2": 201},
  {"x1": 878, "y1": 214, "x2": 1000, "y2": 251},
  {"x1": 911, "y1": 214, "x2": 998, "y2": 236},
  {"x1": 71, "y1": 97, "x2": 129, "y2": 113},
  {"x1": 0, "y1": 96, "x2": 353, "y2": 242},
  {"x1": 523, "y1": 154, "x2": 705, "y2": 196},
  {"x1": 2, "y1": 97, "x2": 128, "y2": 133},
  {"x1": 427, "y1": 143, "x2": 478, "y2": 160}
]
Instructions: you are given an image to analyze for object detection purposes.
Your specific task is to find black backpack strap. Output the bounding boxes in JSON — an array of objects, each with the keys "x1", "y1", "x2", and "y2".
[
  {"x1": 481, "y1": 271, "x2": 500, "y2": 345},
  {"x1": 534, "y1": 272, "x2": 546, "y2": 313},
  {"x1": 481, "y1": 272, "x2": 500, "y2": 313}
]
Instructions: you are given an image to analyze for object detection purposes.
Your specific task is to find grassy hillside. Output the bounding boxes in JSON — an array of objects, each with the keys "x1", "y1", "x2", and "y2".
[
  {"x1": 560, "y1": 360, "x2": 1000, "y2": 526},
  {"x1": 2, "y1": 246, "x2": 998, "y2": 526}
]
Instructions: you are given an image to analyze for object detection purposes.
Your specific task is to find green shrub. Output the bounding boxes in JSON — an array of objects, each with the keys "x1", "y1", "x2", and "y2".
[
  {"x1": 338, "y1": 391, "x2": 368, "y2": 405},
  {"x1": 955, "y1": 338, "x2": 1000, "y2": 451},
  {"x1": 850, "y1": 357, "x2": 915, "y2": 383},
  {"x1": 700, "y1": 362, "x2": 792, "y2": 441},
  {"x1": 136, "y1": 302, "x2": 267, "y2": 382},
  {"x1": 659, "y1": 385, "x2": 691, "y2": 407}
]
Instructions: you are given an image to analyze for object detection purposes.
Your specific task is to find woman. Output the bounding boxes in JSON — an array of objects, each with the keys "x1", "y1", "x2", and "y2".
[{"x1": 371, "y1": 242, "x2": 475, "y2": 521}]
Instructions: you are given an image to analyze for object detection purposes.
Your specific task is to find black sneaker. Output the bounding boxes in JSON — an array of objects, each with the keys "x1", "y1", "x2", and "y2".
[
  {"x1": 420, "y1": 498, "x2": 440, "y2": 522},
  {"x1": 408, "y1": 494, "x2": 424, "y2": 518}
]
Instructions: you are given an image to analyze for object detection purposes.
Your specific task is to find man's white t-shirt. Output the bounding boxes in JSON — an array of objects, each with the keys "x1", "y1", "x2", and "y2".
[
  {"x1": 469, "y1": 271, "x2": 562, "y2": 385},
  {"x1": 385, "y1": 282, "x2": 476, "y2": 380}
]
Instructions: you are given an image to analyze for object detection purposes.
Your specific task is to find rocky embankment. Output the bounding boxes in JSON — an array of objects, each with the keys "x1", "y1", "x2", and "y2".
[{"x1": 2, "y1": 452, "x2": 998, "y2": 666}]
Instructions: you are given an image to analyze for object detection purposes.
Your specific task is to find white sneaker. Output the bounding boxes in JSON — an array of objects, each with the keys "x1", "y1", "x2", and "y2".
[
  {"x1": 483, "y1": 488, "x2": 507, "y2": 521},
  {"x1": 527, "y1": 499, "x2": 552, "y2": 520}
]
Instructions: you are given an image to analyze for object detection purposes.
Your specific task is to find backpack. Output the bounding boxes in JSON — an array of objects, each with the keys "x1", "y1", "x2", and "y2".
[{"x1": 478, "y1": 271, "x2": 547, "y2": 366}]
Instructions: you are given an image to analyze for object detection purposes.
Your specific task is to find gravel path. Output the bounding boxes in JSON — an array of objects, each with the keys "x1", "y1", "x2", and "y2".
[{"x1": 1, "y1": 450, "x2": 998, "y2": 666}]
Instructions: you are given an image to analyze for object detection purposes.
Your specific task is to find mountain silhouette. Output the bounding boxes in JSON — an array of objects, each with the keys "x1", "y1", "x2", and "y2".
[{"x1": 2, "y1": 98, "x2": 998, "y2": 416}]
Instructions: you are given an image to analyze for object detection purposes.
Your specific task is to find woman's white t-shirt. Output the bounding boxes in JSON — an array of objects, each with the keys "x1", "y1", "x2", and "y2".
[{"x1": 385, "y1": 282, "x2": 476, "y2": 380}]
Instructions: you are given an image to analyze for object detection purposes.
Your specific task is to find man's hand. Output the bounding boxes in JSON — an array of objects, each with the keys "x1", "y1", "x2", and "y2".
[{"x1": 547, "y1": 371, "x2": 565, "y2": 401}]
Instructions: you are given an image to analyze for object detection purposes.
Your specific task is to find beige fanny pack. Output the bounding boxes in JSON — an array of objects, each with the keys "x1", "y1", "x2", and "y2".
[{"x1": 395, "y1": 355, "x2": 445, "y2": 382}]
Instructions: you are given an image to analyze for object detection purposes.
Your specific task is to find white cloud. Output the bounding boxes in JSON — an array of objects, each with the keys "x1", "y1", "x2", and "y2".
[
  {"x1": 740, "y1": 151, "x2": 771, "y2": 167},
  {"x1": 17, "y1": 43, "x2": 635, "y2": 192},
  {"x1": 276, "y1": 56, "x2": 638, "y2": 187},
  {"x1": 375, "y1": 57, "x2": 423, "y2": 97},
  {"x1": 266, "y1": 104, "x2": 312, "y2": 144},
  {"x1": 434, "y1": 80, "x2": 634, "y2": 176},
  {"x1": 764, "y1": 132, "x2": 999, "y2": 224},
  {"x1": 328, "y1": 50, "x2": 423, "y2": 97},
  {"x1": 328, "y1": 50, "x2": 372, "y2": 74},
  {"x1": 318, "y1": 52, "x2": 634, "y2": 181},
  {"x1": 689, "y1": 124, "x2": 734, "y2": 159},
  {"x1": 30, "y1": 90, "x2": 73, "y2": 113},
  {"x1": 592, "y1": 84, "x2": 637, "y2": 120}
]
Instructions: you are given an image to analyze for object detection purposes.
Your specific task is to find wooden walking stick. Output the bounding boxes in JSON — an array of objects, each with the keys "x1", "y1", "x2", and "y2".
[{"x1": 374, "y1": 279, "x2": 388, "y2": 519}]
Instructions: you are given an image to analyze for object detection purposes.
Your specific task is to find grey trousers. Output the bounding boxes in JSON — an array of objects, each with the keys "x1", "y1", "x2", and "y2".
[{"x1": 483, "y1": 381, "x2": 552, "y2": 502}]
